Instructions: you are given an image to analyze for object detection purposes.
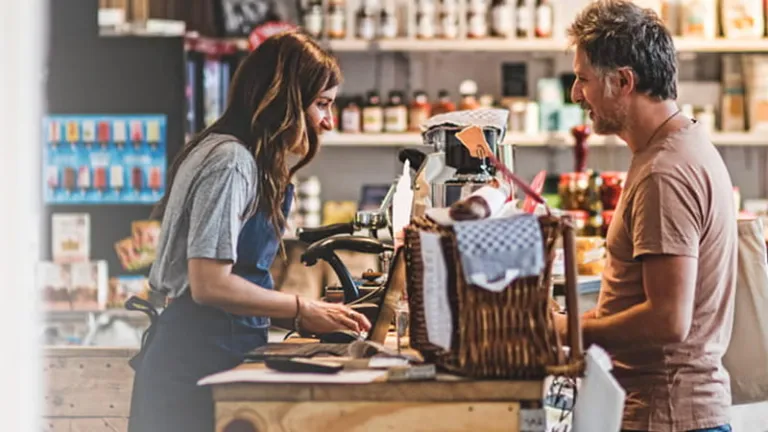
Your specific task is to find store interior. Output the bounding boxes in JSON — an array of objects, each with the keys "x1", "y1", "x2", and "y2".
[{"x1": 39, "y1": 0, "x2": 768, "y2": 431}]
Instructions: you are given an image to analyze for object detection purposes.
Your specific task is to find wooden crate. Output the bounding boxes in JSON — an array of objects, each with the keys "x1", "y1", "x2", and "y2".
[{"x1": 43, "y1": 347, "x2": 137, "y2": 432}]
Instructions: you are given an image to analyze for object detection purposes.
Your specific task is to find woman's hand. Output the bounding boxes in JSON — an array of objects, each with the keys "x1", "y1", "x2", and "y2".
[{"x1": 298, "y1": 299, "x2": 372, "y2": 335}]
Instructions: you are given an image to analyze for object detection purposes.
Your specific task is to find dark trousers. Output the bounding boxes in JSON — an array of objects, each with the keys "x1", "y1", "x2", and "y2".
[
  {"x1": 623, "y1": 425, "x2": 732, "y2": 432},
  {"x1": 127, "y1": 294, "x2": 266, "y2": 432}
]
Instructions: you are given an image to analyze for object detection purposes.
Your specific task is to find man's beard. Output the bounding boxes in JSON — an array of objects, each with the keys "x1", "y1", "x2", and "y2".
[{"x1": 584, "y1": 102, "x2": 626, "y2": 136}]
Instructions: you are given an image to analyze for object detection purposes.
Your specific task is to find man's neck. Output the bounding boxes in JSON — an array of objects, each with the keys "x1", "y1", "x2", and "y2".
[{"x1": 618, "y1": 99, "x2": 684, "y2": 153}]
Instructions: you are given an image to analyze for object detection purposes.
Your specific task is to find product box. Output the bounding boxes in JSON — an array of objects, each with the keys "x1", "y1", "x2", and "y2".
[
  {"x1": 107, "y1": 275, "x2": 151, "y2": 309},
  {"x1": 115, "y1": 219, "x2": 161, "y2": 271},
  {"x1": 38, "y1": 260, "x2": 108, "y2": 311},
  {"x1": 43, "y1": 114, "x2": 167, "y2": 204},
  {"x1": 51, "y1": 213, "x2": 90, "y2": 263}
]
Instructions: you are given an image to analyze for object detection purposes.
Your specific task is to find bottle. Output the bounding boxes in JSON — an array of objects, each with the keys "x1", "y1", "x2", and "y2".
[
  {"x1": 417, "y1": 0, "x2": 437, "y2": 38},
  {"x1": 439, "y1": 0, "x2": 460, "y2": 39},
  {"x1": 697, "y1": 104, "x2": 716, "y2": 135},
  {"x1": 516, "y1": 0, "x2": 531, "y2": 38},
  {"x1": 341, "y1": 97, "x2": 362, "y2": 133},
  {"x1": 384, "y1": 91, "x2": 409, "y2": 133},
  {"x1": 479, "y1": 94, "x2": 495, "y2": 108},
  {"x1": 303, "y1": 1, "x2": 323, "y2": 38},
  {"x1": 535, "y1": 0, "x2": 553, "y2": 38},
  {"x1": 362, "y1": 91, "x2": 384, "y2": 133},
  {"x1": 357, "y1": 2, "x2": 377, "y2": 40},
  {"x1": 379, "y1": 0, "x2": 399, "y2": 39},
  {"x1": 467, "y1": 9, "x2": 489, "y2": 38},
  {"x1": 432, "y1": 90, "x2": 456, "y2": 115},
  {"x1": 409, "y1": 90, "x2": 432, "y2": 132},
  {"x1": 459, "y1": 80, "x2": 481, "y2": 110},
  {"x1": 491, "y1": 0, "x2": 514, "y2": 37},
  {"x1": 327, "y1": 0, "x2": 346, "y2": 39}
]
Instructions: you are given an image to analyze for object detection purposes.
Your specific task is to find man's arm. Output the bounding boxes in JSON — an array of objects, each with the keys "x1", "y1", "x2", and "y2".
[{"x1": 581, "y1": 254, "x2": 697, "y2": 350}]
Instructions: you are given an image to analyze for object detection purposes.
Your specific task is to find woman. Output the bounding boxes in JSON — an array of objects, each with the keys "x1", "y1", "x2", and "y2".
[{"x1": 128, "y1": 30, "x2": 371, "y2": 432}]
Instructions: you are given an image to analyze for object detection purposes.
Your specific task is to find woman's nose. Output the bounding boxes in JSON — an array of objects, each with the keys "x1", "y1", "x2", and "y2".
[{"x1": 320, "y1": 116, "x2": 333, "y2": 131}]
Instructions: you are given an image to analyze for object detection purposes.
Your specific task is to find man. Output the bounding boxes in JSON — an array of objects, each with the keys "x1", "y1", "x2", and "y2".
[{"x1": 555, "y1": 1, "x2": 738, "y2": 431}]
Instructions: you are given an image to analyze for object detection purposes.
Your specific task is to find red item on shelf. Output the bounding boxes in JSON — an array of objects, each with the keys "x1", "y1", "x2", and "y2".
[
  {"x1": 130, "y1": 121, "x2": 143, "y2": 142},
  {"x1": 132, "y1": 167, "x2": 143, "y2": 190},
  {"x1": 77, "y1": 166, "x2": 90, "y2": 190},
  {"x1": 97, "y1": 121, "x2": 110, "y2": 143},
  {"x1": 600, "y1": 171, "x2": 626, "y2": 210},
  {"x1": 149, "y1": 167, "x2": 162, "y2": 191},
  {"x1": 249, "y1": 22, "x2": 297, "y2": 51},
  {"x1": 94, "y1": 167, "x2": 107, "y2": 191},
  {"x1": 571, "y1": 124, "x2": 591, "y2": 173}
]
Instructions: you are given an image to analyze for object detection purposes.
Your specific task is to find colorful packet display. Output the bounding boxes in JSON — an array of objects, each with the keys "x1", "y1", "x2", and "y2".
[{"x1": 43, "y1": 114, "x2": 167, "y2": 204}]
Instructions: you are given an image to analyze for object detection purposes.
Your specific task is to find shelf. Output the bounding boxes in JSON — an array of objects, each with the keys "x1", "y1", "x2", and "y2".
[
  {"x1": 316, "y1": 37, "x2": 768, "y2": 53},
  {"x1": 321, "y1": 132, "x2": 768, "y2": 148}
]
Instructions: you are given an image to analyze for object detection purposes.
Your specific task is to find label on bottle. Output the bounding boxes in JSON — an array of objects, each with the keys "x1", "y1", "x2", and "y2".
[
  {"x1": 535, "y1": 4, "x2": 552, "y2": 37},
  {"x1": 385, "y1": 107, "x2": 408, "y2": 132},
  {"x1": 491, "y1": 5, "x2": 513, "y2": 36},
  {"x1": 362, "y1": 107, "x2": 384, "y2": 133},
  {"x1": 468, "y1": 12, "x2": 488, "y2": 38},
  {"x1": 417, "y1": 12, "x2": 435, "y2": 38},
  {"x1": 517, "y1": 5, "x2": 532, "y2": 36},
  {"x1": 304, "y1": 12, "x2": 323, "y2": 37},
  {"x1": 440, "y1": 13, "x2": 459, "y2": 38},
  {"x1": 341, "y1": 109, "x2": 361, "y2": 133},
  {"x1": 358, "y1": 16, "x2": 376, "y2": 40},
  {"x1": 327, "y1": 10, "x2": 345, "y2": 37},
  {"x1": 380, "y1": 15, "x2": 398, "y2": 38},
  {"x1": 410, "y1": 107, "x2": 430, "y2": 131}
]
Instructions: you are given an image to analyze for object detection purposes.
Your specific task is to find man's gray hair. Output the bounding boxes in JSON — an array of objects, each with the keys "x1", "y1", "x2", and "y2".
[{"x1": 568, "y1": 0, "x2": 678, "y2": 101}]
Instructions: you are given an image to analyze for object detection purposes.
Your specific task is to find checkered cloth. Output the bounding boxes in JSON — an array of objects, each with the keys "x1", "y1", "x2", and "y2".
[
  {"x1": 453, "y1": 213, "x2": 544, "y2": 292},
  {"x1": 421, "y1": 108, "x2": 510, "y2": 132}
]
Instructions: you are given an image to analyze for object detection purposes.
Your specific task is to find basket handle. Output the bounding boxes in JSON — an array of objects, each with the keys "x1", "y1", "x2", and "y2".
[{"x1": 561, "y1": 215, "x2": 584, "y2": 359}]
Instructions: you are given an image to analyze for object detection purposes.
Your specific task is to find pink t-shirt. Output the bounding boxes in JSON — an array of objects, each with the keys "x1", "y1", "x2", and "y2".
[{"x1": 598, "y1": 121, "x2": 737, "y2": 431}]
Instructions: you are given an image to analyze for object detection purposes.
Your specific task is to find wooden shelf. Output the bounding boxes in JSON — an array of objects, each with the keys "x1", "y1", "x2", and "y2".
[
  {"x1": 316, "y1": 37, "x2": 768, "y2": 53},
  {"x1": 321, "y1": 132, "x2": 768, "y2": 148}
]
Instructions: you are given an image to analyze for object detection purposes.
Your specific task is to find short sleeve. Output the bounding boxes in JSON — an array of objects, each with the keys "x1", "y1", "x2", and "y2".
[
  {"x1": 630, "y1": 173, "x2": 701, "y2": 259},
  {"x1": 187, "y1": 167, "x2": 251, "y2": 262}
]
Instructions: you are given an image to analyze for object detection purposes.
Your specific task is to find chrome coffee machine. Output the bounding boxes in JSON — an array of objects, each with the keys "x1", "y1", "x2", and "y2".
[{"x1": 419, "y1": 109, "x2": 511, "y2": 208}]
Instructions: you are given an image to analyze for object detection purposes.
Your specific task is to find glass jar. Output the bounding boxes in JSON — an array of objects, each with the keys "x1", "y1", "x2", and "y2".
[
  {"x1": 564, "y1": 210, "x2": 588, "y2": 236},
  {"x1": 599, "y1": 171, "x2": 625, "y2": 210},
  {"x1": 558, "y1": 172, "x2": 590, "y2": 211}
]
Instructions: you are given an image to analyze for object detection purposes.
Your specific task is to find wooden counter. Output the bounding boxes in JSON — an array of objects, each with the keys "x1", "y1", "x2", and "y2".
[
  {"x1": 42, "y1": 346, "x2": 137, "y2": 432},
  {"x1": 211, "y1": 363, "x2": 547, "y2": 432}
]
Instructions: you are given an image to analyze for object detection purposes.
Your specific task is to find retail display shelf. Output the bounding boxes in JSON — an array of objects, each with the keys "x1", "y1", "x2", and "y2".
[
  {"x1": 316, "y1": 37, "x2": 768, "y2": 53},
  {"x1": 321, "y1": 132, "x2": 768, "y2": 148},
  {"x1": 173, "y1": 34, "x2": 768, "y2": 54}
]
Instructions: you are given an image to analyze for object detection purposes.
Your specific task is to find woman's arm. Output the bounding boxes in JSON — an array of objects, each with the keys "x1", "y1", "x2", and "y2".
[{"x1": 188, "y1": 257, "x2": 370, "y2": 333}]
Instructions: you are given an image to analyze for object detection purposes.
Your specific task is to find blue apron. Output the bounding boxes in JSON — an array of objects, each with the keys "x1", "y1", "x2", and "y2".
[{"x1": 128, "y1": 186, "x2": 294, "y2": 432}]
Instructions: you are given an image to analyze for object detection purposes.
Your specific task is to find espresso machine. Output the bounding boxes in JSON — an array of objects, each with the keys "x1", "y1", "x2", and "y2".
[{"x1": 417, "y1": 108, "x2": 512, "y2": 208}]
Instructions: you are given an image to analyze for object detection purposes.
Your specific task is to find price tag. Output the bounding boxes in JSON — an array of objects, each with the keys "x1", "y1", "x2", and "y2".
[{"x1": 455, "y1": 125, "x2": 493, "y2": 158}]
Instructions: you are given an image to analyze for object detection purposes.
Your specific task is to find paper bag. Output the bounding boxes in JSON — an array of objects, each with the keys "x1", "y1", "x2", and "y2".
[{"x1": 723, "y1": 217, "x2": 768, "y2": 405}]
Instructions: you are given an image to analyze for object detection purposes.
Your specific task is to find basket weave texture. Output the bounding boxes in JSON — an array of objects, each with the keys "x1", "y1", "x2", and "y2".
[{"x1": 404, "y1": 214, "x2": 571, "y2": 379}]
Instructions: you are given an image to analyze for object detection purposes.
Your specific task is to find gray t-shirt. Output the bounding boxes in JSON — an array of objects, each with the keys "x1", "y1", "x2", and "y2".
[{"x1": 149, "y1": 133, "x2": 257, "y2": 298}]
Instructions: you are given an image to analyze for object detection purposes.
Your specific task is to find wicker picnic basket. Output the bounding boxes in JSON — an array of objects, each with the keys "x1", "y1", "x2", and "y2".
[{"x1": 403, "y1": 174, "x2": 584, "y2": 380}]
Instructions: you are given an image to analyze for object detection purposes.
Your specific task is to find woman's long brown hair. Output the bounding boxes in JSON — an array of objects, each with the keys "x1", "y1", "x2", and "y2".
[{"x1": 154, "y1": 30, "x2": 341, "y2": 246}]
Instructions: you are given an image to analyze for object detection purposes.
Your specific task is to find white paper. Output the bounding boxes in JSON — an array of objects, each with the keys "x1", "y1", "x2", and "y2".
[
  {"x1": 519, "y1": 408, "x2": 547, "y2": 432},
  {"x1": 419, "y1": 231, "x2": 453, "y2": 351},
  {"x1": 197, "y1": 368, "x2": 387, "y2": 386},
  {"x1": 572, "y1": 345, "x2": 625, "y2": 432}
]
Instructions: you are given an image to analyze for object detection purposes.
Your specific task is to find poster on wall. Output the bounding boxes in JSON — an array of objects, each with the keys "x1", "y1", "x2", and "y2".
[{"x1": 43, "y1": 114, "x2": 167, "y2": 204}]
